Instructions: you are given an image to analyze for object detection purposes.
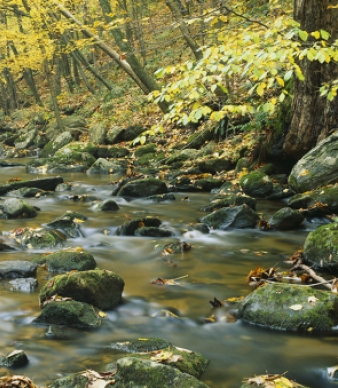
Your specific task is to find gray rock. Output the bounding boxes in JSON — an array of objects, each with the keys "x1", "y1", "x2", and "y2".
[
  {"x1": 90, "y1": 123, "x2": 108, "y2": 144},
  {"x1": 86, "y1": 158, "x2": 128, "y2": 175},
  {"x1": 33, "y1": 247, "x2": 97, "y2": 272},
  {"x1": 289, "y1": 132, "x2": 338, "y2": 192},
  {"x1": 9, "y1": 278, "x2": 38, "y2": 292},
  {"x1": 107, "y1": 125, "x2": 145, "y2": 144},
  {"x1": 201, "y1": 204, "x2": 260, "y2": 230},
  {"x1": 240, "y1": 172, "x2": 273, "y2": 198},
  {"x1": 269, "y1": 207, "x2": 305, "y2": 230},
  {"x1": 0, "y1": 176, "x2": 63, "y2": 195},
  {"x1": 117, "y1": 178, "x2": 167, "y2": 198},
  {"x1": 111, "y1": 338, "x2": 172, "y2": 353},
  {"x1": 33, "y1": 300, "x2": 101, "y2": 328},
  {"x1": 15, "y1": 128, "x2": 37, "y2": 150},
  {"x1": 166, "y1": 149, "x2": 198, "y2": 166},
  {"x1": 40, "y1": 131, "x2": 72, "y2": 157},
  {"x1": 202, "y1": 194, "x2": 256, "y2": 212},
  {"x1": 0, "y1": 261, "x2": 37, "y2": 278},
  {"x1": 96, "y1": 145, "x2": 130, "y2": 158},
  {"x1": 196, "y1": 157, "x2": 233, "y2": 174},
  {"x1": 39, "y1": 269, "x2": 124, "y2": 310},
  {"x1": 303, "y1": 223, "x2": 338, "y2": 269},
  {"x1": 117, "y1": 217, "x2": 162, "y2": 236},
  {"x1": 237, "y1": 283, "x2": 338, "y2": 332},
  {"x1": 3, "y1": 198, "x2": 38, "y2": 218},
  {"x1": 6, "y1": 187, "x2": 43, "y2": 198},
  {"x1": 92, "y1": 199, "x2": 119, "y2": 211},
  {"x1": 0, "y1": 350, "x2": 29, "y2": 367}
]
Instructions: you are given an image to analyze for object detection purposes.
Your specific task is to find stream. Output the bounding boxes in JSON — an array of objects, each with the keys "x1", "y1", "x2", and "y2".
[{"x1": 0, "y1": 162, "x2": 337, "y2": 388}]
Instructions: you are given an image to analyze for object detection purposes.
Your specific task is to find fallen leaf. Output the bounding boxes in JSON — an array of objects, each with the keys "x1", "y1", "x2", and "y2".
[
  {"x1": 151, "y1": 275, "x2": 188, "y2": 285},
  {"x1": 98, "y1": 311, "x2": 107, "y2": 318},
  {"x1": 308, "y1": 296, "x2": 318, "y2": 304},
  {"x1": 328, "y1": 365, "x2": 338, "y2": 379},
  {"x1": 298, "y1": 169, "x2": 309, "y2": 177},
  {"x1": 289, "y1": 304, "x2": 303, "y2": 310}
]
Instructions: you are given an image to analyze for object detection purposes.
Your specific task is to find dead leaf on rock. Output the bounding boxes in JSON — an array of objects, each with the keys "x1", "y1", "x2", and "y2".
[
  {"x1": 289, "y1": 304, "x2": 303, "y2": 311},
  {"x1": 328, "y1": 365, "x2": 338, "y2": 379},
  {"x1": 0, "y1": 375, "x2": 39, "y2": 388},
  {"x1": 308, "y1": 296, "x2": 318, "y2": 304},
  {"x1": 151, "y1": 275, "x2": 188, "y2": 285}
]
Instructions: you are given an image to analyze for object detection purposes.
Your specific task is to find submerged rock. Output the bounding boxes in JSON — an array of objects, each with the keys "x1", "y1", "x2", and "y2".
[
  {"x1": 303, "y1": 223, "x2": 338, "y2": 270},
  {"x1": 289, "y1": 132, "x2": 338, "y2": 192},
  {"x1": 33, "y1": 247, "x2": 97, "y2": 272},
  {"x1": 201, "y1": 204, "x2": 259, "y2": 230},
  {"x1": 0, "y1": 261, "x2": 37, "y2": 279},
  {"x1": 134, "y1": 226, "x2": 174, "y2": 237},
  {"x1": 39, "y1": 269, "x2": 124, "y2": 310},
  {"x1": 269, "y1": 207, "x2": 305, "y2": 230},
  {"x1": 2, "y1": 198, "x2": 38, "y2": 218},
  {"x1": 237, "y1": 283, "x2": 338, "y2": 332},
  {"x1": 92, "y1": 199, "x2": 119, "y2": 212},
  {"x1": 8, "y1": 278, "x2": 38, "y2": 292},
  {"x1": 34, "y1": 300, "x2": 101, "y2": 328},
  {"x1": 117, "y1": 177, "x2": 167, "y2": 198}
]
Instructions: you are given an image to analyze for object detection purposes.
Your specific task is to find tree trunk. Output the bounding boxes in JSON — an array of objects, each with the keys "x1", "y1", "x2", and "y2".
[{"x1": 283, "y1": 0, "x2": 338, "y2": 159}]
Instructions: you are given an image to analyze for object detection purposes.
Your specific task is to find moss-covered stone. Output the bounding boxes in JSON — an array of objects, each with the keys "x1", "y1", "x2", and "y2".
[
  {"x1": 46, "y1": 211, "x2": 87, "y2": 238},
  {"x1": 92, "y1": 199, "x2": 119, "y2": 212},
  {"x1": 237, "y1": 283, "x2": 338, "y2": 332},
  {"x1": 111, "y1": 338, "x2": 172, "y2": 353},
  {"x1": 86, "y1": 158, "x2": 128, "y2": 175},
  {"x1": 201, "y1": 204, "x2": 259, "y2": 230},
  {"x1": 6, "y1": 187, "x2": 43, "y2": 198},
  {"x1": 55, "y1": 142, "x2": 97, "y2": 157},
  {"x1": 240, "y1": 374, "x2": 308, "y2": 388},
  {"x1": 269, "y1": 207, "x2": 305, "y2": 230},
  {"x1": 96, "y1": 145, "x2": 130, "y2": 158},
  {"x1": 240, "y1": 172, "x2": 273, "y2": 198},
  {"x1": 134, "y1": 226, "x2": 174, "y2": 237},
  {"x1": 39, "y1": 269, "x2": 124, "y2": 310},
  {"x1": 116, "y1": 217, "x2": 162, "y2": 236},
  {"x1": 40, "y1": 131, "x2": 72, "y2": 157},
  {"x1": 202, "y1": 194, "x2": 256, "y2": 212},
  {"x1": 33, "y1": 247, "x2": 97, "y2": 272},
  {"x1": 33, "y1": 300, "x2": 101, "y2": 328},
  {"x1": 137, "y1": 152, "x2": 156, "y2": 165},
  {"x1": 18, "y1": 227, "x2": 66, "y2": 248},
  {"x1": 3, "y1": 198, "x2": 38, "y2": 218},
  {"x1": 196, "y1": 157, "x2": 233, "y2": 174},
  {"x1": 0, "y1": 350, "x2": 29, "y2": 367},
  {"x1": 134, "y1": 143, "x2": 157, "y2": 157},
  {"x1": 0, "y1": 176, "x2": 63, "y2": 195},
  {"x1": 303, "y1": 223, "x2": 338, "y2": 268},
  {"x1": 116, "y1": 178, "x2": 167, "y2": 198}
]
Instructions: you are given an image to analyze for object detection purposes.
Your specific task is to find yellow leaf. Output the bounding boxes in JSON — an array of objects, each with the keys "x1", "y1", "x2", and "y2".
[
  {"x1": 98, "y1": 311, "x2": 107, "y2": 318},
  {"x1": 298, "y1": 169, "x2": 309, "y2": 177},
  {"x1": 290, "y1": 304, "x2": 303, "y2": 310},
  {"x1": 276, "y1": 77, "x2": 284, "y2": 87},
  {"x1": 311, "y1": 31, "x2": 321, "y2": 39}
]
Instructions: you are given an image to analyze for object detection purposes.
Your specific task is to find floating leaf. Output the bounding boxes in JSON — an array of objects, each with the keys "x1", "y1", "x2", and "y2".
[{"x1": 151, "y1": 275, "x2": 188, "y2": 285}]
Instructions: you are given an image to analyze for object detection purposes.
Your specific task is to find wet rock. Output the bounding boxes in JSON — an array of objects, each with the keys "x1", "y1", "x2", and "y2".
[
  {"x1": 116, "y1": 217, "x2": 162, "y2": 236},
  {"x1": 240, "y1": 375, "x2": 309, "y2": 388},
  {"x1": 111, "y1": 338, "x2": 172, "y2": 353},
  {"x1": 46, "y1": 211, "x2": 87, "y2": 238},
  {"x1": 16, "y1": 227, "x2": 67, "y2": 248},
  {"x1": 86, "y1": 158, "x2": 128, "y2": 175},
  {"x1": 146, "y1": 193, "x2": 176, "y2": 202},
  {"x1": 135, "y1": 143, "x2": 157, "y2": 157},
  {"x1": 235, "y1": 157, "x2": 252, "y2": 174},
  {"x1": 187, "y1": 223, "x2": 209, "y2": 234},
  {"x1": 240, "y1": 172, "x2": 273, "y2": 198},
  {"x1": 201, "y1": 204, "x2": 260, "y2": 230},
  {"x1": 266, "y1": 183, "x2": 292, "y2": 200},
  {"x1": 202, "y1": 194, "x2": 256, "y2": 212},
  {"x1": 303, "y1": 223, "x2": 338, "y2": 270},
  {"x1": 288, "y1": 186, "x2": 338, "y2": 217},
  {"x1": 34, "y1": 300, "x2": 101, "y2": 328},
  {"x1": 8, "y1": 278, "x2": 38, "y2": 292},
  {"x1": 0, "y1": 161, "x2": 24, "y2": 167},
  {"x1": 105, "y1": 357, "x2": 210, "y2": 388},
  {"x1": 289, "y1": 132, "x2": 338, "y2": 192},
  {"x1": 92, "y1": 199, "x2": 119, "y2": 212},
  {"x1": 55, "y1": 182, "x2": 73, "y2": 192},
  {"x1": 166, "y1": 149, "x2": 198, "y2": 167},
  {"x1": 39, "y1": 269, "x2": 124, "y2": 310},
  {"x1": 134, "y1": 226, "x2": 174, "y2": 237},
  {"x1": 6, "y1": 187, "x2": 44, "y2": 198},
  {"x1": 96, "y1": 145, "x2": 130, "y2": 158},
  {"x1": 40, "y1": 131, "x2": 72, "y2": 157},
  {"x1": 0, "y1": 261, "x2": 37, "y2": 278},
  {"x1": 193, "y1": 178, "x2": 224, "y2": 191},
  {"x1": 269, "y1": 207, "x2": 305, "y2": 230},
  {"x1": 196, "y1": 157, "x2": 233, "y2": 174},
  {"x1": 0, "y1": 350, "x2": 29, "y2": 367},
  {"x1": 15, "y1": 128, "x2": 37, "y2": 150},
  {"x1": 185, "y1": 129, "x2": 213, "y2": 149},
  {"x1": 107, "y1": 124, "x2": 146, "y2": 144},
  {"x1": 33, "y1": 247, "x2": 97, "y2": 272},
  {"x1": 237, "y1": 283, "x2": 338, "y2": 332},
  {"x1": 116, "y1": 178, "x2": 167, "y2": 198},
  {"x1": 90, "y1": 123, "x2": 108, "y2": 144},
  {"x1": 2, "y1": 198, "x2": 38, "y2": 218},
  {"x1": 26, "y1": 158, "x2": 90, "y2": 174},
  {"x1": 0, "y1": 176, "x2": 63, "y2": 195}
]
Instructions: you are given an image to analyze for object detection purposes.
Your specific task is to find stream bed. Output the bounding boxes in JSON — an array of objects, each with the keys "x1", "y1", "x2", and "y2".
[{"x1": 0, "y1": 162, "x2": 337, "y2": 388}]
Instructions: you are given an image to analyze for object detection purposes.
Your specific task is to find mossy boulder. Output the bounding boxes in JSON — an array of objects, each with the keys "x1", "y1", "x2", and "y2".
[
  {"x1": 96, "y1": 145, "x2": 130, "y2": 158},
  {"x1": 0, "y1": 176, "x2": 63, "y2": 195},
  {"x1": 196, "y1": 157, "x2": 233, "y2": 174},
  {"x1": 116, "y1": 217, "x2": 162, "y2": 236},
  {"x1": 0, "y1": 261, "x2": 37, "y2": 278},
  {"x1": 134, "y1": 226, "x2": 174, "y2": 237},
  {"x1": 107, "y1": 124, "x2": 145, "y2": 144},
  {"x1": 289, "y1": 132, "x2": 338, "y2": 192},
  {"x1": 92, "y1": 199, "x2": 119, "y2": 212},
  {"x1": 6, "y1": 187, "x2": 43, "y2": 198},
  {"x1": 201, "y1": 204, "x2": 260, "y2": 230},
  {"x1": 116, "y1": 178, "x2": 167, "y2": 198},
  {"x1": 40, "y1": 131, "x2": 72, "y2": 157},
  {"x1": 146, "y1": 193, "x2": 176, "y2": 202},
  {"x1": 55, "y1": 142, "x2": 97, "y2": 157},
  {"x1": 134, "y1": 143, "x2": 157, "y2": 157},
  {"x1": 237, "y1": 283, "x2": 338, "y2": 332},
  {"x1": 202, "y1": 194, "x2": 256, "y2": 212},
  {"x1": 86, "y1": 158, "x2": 128, "y2": 175},
  {"x1": 235, "y1": 157, "x2": 252, "y2": 174},
  {"x1": 39, "y1": 269, "x2": 124, "y2": 310},
  {"x1": 46, "y1": 211, "x2": 87, "y2": 238},
  {"x1": 166, "y1": 149, "x2": 198, "y2": 167},
  {"x1": 269, "y1": 207, "x2": 305, "y2": 230},
  {"x1": 90, "y1": 123, "x2": 108, "y2": 144},
  {"x1": 26, "y1": 158, "x2": 90, "y2": 174},
  {"x1": 186, "y1": 129, "x2": 213, "y2": 149},
  {"x1": 33, "y1": 300, "x2": 101, "y2": 328},
  {"x1": 14, "y1": 128, "x2": 37, "y2": 150},
  {"x1": 240, "y1": 375, "x2": 308, "y2": 388},
  {"x1": 303, "y1": 223, "x2": 338, "y2": 269},
  {"x1": 17, "y1": 227, "x2": 66, "y2": 248},
  {"x1": 33, "y1": 247, "x2": 97, "y2": 272},
  {"x1": 109, "y1": 338, "x2": 209, "y2": 379},
  {"x1": 240, "y1": 172, "x2": 273, "y2": 198},
  {"x1": 2, "y1": 198, "x2": 38, "y2": 218},
  {"x1": 0, "y1": 350, "x2": 29, "y2": 367}
]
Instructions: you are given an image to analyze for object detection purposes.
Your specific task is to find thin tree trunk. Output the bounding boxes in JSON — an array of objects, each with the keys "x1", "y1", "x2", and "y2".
[
  {"x1": 284, "y1": 0, "x2": 338, "y2": 159},
  {"x1": 3, "y1": 68, "x2": 19, "y2": 110}
]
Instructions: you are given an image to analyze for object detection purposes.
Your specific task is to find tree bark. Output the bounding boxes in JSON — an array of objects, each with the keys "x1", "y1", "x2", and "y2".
[{"x1": 283, "y1": 0, "x2": 338, "y2": 159}]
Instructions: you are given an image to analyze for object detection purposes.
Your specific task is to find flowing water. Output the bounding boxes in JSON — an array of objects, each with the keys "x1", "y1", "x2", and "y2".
[{"x1": 0, "y1": 162, "x2": 337, "y2": 388}]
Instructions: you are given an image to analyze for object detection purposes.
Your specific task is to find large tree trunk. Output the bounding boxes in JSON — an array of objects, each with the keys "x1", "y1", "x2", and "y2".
[{"x1": 283, "y1": 0, "x2": 338, "y2": 159}]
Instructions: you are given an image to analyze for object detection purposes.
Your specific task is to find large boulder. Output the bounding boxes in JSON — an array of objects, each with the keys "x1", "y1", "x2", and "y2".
[
  {"x1": 200, "y1": 204, "x2": 260, "y2": 230},
  {"x1": 289, "y1": 132, "x2": 338, "y2": 192},
  {"x1": 39, "y1": 269, "x2": 124, "y2": 310},
  {"x1": 0, "y1": 176, "x2": 63, "y2": 195},
  {"x1": 0, "y1": 261, "x2": 37, "y2": 278},
  {"x1": 116, "y1": 217, "x2": 162, "y2": 236},
  {"x1": 13, "y1": 227, "x2": 67, "y2": 248},
  {"x1": 240, "y1": 172, "x2": 273, "y2": 198},
  {"x1": 116, "y1": 178, "x2": 167, "y2": 198},
  {"x1": 90, "y1": 123, "x2": 108, "y2": 144},
  {"x1": 46, "y1": 211, "x2": 87, "y2": 238},
  {"x1": 202, "y1": 194, "x2": 256, "y2": 212},
  {"x1": 14, "y1": 128, "x2": 37, "y2": 150},
  {"x1": 33, "y1": 247, "x2": 97, "y2": 272},
  {"x1": 269, "y1": 207, "x2": 305, "y2": 230},
  {"x1": 40, "y1": 131, "x2": 72, "y2": 157},
  {"x1": 96, "y1": 145, "x2": 130, "y2": 158},
  {"x1": 2, "y1": 198, "x2": 38, "y2": 218},
  {"x1": 107, "y1": 124, "x2": 146, "y2": 144},
  {"x1": 86, "y1": 158, "x2": 128, "y2": 175},
  {"x1": 303, "y1": 223, "x2": 338, "y2": 269},
  {"x1": 237, "y1": 283, "x2": 338, "y2": 332},
  {"x1": 34, "y1": 300, "x2": 101, "y2": 328}
]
